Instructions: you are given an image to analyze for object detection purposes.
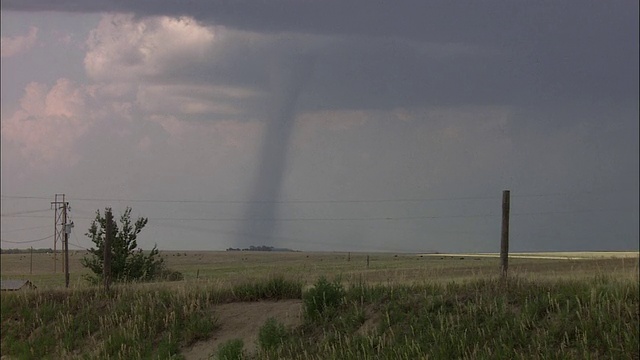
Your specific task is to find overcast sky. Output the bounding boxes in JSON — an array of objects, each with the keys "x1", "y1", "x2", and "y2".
[{"x1": 1, "y1": 1, "x2": 638, "y2": 253}]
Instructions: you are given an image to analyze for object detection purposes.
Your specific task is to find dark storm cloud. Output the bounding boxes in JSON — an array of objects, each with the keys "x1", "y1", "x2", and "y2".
[
  {"x1": 3, "y1": 1, "x2": 636, "y2": 44},
  {"x1": 5, "y1": 0, "x2": 638, "y2": 109}
]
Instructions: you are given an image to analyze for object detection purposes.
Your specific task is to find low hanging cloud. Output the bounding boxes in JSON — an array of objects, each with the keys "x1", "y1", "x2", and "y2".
[
  {"x1": 83, "y1": 14, "x2": 275, "y2": 125},
  {"x1": 1, "y1": 26, "x2": 38, "y2": 57},
  {"x1": 80, "y1": 13, "x2": 508, "y2": 121}
]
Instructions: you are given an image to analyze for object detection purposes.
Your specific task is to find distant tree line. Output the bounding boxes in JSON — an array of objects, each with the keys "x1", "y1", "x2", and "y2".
[
  {"x1": 227, "y1": 245, "x2": 275, "y2": 252},
  {"x1": 226, "y1": 245, "x2": 298, "y2": 252}
]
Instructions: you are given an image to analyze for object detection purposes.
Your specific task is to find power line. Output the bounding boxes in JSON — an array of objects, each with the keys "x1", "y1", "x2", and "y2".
[
  {"x1": 70, "y1": 221, "x2": 88, "y2": 250},
  {"x1": 3, "y1": 207, "x2": 635, "y2": 222},
  {"x1": 65, "y1": 195, "x2": 499, "y2": 204},
  {"x1": 511, "y1": 208, "x2": 637, "y2": 216},
  {"x1": 68, "y1": 241, "x2": 88, "y2": 250},
  {"x1": 149, "y1": 219, "x2": 496, "y2": 236},
  {"x1": 4, "y1": 193, "x2": 498, "y2": 204},
  {"x1": 0, "y1": 234, "x2": 54, "y2": 244},
  {"x1": 0, "y1": 195, "x2": 50, "y2": 200},
  {"x1": 147, "y1": 208, "x2": 635, "y2": 222},
  {"x1": 0, "y1": 215, "x2": 57, "y2": 219},
  {"x1": 0, "y1": 209, "x2": 51, "y2": 216},
  {"x1": 1, "y1": 189, "x2": 630, "y2": 204},
  {"x1": 511, "y1": 191, "x2": 621, "y2": 198},
  {"x1": 4, "y1": 194, "x2": 507, "y2": 204},
  {"x1": 150, "y1": 214, "x2": 500, "y2": 222},
  {"x1": 1, "y1": 224, "x2": 51, "y2": 234}
]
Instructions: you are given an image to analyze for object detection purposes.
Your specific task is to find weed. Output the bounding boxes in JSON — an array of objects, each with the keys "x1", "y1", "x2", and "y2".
[
  {"x1": 303, "y1": 276, "x2": 346, "y2": 321},
  {"x1": 258, "y1": 318, "x2": 288, "y2": 351},
  {"x1": 217, "y1": 339, "x2": 245, "y2": 360}
]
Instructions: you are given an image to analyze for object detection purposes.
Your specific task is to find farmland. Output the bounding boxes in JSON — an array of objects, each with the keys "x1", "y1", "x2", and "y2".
[{"x1": 1, "y1": 250, "x2": 639, "y2": 359}]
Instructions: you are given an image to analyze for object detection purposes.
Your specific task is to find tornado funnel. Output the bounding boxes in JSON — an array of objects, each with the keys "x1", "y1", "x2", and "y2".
[{"x1": 238, "y1": 54, "x2": 314, "y2": 247}]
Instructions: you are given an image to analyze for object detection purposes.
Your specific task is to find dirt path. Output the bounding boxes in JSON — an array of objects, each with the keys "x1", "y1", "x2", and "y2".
[{"x1": 181, "y1": 300, "x2": 303, "y2": 360}]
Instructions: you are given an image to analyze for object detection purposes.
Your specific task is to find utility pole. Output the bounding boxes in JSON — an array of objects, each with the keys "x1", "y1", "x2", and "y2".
[
  {"x1": 500, "y1": 190, "x2": 510, "y2": 278},
  {"x1": 30, "y1": 246, "x2": 33, "y2": 275},
  {"x1": 63, "y1": 202, "x2": 73, "y2": 288},
  {"x1": 52, "y1": 194, "x2": 72, "y2": 286},
  {"x1": 51, "y1": 194, "x2": 67, "y2": 274},
  {"x1": 104, "y1": 208, "x2": 113, "y2": 291}
]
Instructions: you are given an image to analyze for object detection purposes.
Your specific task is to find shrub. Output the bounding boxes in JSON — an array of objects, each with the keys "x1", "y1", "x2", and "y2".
[
  {"x1": 303, "y1": 277, "x2": 345, "y2": 321},
  {"x1": 258, "y1": 318, "x2": 288, "y2": 351},
  {"x1": 217, "y1": 339, "x2": 245, "y2": 360},
  {"x1": 81, "y1": 207, "x2": 167, "y2": 283}
]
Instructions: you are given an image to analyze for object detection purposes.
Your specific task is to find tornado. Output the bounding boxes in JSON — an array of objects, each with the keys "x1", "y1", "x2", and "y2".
[{"x1": 237, "y1": 54, "x2": 314, "y2": 247}]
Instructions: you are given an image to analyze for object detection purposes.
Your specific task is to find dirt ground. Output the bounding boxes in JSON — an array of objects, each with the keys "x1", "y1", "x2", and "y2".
[{"x1": 181, "y1": 300, "x2": 303, "y2": 360}]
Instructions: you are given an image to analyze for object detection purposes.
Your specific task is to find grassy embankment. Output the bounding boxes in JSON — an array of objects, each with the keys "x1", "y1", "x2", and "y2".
[{"x1": 1, "y1": 252, "x2": 638, "y2": 359}]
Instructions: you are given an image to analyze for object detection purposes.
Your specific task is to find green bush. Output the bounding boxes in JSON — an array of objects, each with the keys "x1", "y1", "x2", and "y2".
[
  {"x1": 303, "y1": 277, "x2": 345, "y2": 321},
  {"x1": 217, "y1": 339, "x2": 244, "y2": 360},
  {"x1": 81, "y1": 207, "x2": 167, "y2": 283},
  {"x1": 258, "y1": 318, "x2": 288, "y2": 351}
]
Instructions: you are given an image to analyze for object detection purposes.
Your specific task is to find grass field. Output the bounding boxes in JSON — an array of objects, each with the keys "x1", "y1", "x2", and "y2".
[
  {"x1": 1, "y1": 250, "x2": 638, "y2": 359},
  {"x1": 2, "y1": 250, "x2": 638, "y2": 289}
]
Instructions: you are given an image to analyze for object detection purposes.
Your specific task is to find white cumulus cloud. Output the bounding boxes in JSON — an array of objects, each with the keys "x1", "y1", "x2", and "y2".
[
  {"x1": 85, "y1": 14, "x2": 216, "y2": 81},
  {"x1": 1, "y1": 79, "x2": 93, "y2": 167},
  {"x1": 1, "y1": 26, "x2": 38, "y2": 57}
]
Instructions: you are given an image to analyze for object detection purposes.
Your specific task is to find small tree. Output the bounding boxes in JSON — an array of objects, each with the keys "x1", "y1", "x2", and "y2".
[{"x1": 81, "y1": 207, "x2": 165, "y2": 283}]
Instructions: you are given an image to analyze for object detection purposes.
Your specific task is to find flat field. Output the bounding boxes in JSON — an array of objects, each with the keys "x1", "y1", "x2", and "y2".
[
  {"x1": 1, "y1": 250, "x2": 638, "y2": 359},
  {"x1": 1, "y1": 250, "x2": 638, "y2": 289}
]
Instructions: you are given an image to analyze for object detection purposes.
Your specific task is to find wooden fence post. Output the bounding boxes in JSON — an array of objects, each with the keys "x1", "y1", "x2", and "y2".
[{"x1": 500, "y1": 190, "x2": 510, "y2": 277}]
